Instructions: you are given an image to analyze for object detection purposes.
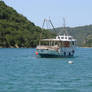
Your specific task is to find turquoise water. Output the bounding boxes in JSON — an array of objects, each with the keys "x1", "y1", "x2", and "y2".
[{"x1": 0, "y1": 48, "x2": 92, "y2": 92}]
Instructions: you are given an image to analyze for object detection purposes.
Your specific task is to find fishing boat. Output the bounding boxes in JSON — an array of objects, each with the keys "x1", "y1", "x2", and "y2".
[{"x1": 35, "y1": 19, "x2": 76, "y2": 58}]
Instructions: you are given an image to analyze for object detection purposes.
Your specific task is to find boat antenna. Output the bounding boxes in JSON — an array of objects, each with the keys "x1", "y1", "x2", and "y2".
[
  {"x1": 63, "y1": 18, "x2": 68, "y2": 35},
  {"x1": 42, "y1": 19, "x2": 46, "y2": 29}
]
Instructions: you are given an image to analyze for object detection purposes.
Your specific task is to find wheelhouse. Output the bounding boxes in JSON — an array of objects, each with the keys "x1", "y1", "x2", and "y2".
[{"x1": 38, "y1": 35, "x2": 76, "y2": 48}]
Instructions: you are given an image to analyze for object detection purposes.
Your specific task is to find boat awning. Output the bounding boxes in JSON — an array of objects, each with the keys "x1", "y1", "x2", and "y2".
[
  {"x1": 41, "y1": 39, "x2": 76, "y2": 42},
  {"x1": 41, "y1": 39, "x2": 60, "y2": 41}
]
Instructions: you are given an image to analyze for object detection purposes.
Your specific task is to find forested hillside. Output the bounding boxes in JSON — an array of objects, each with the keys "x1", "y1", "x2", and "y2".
[
  {"x1": 1, "y1": 1, "x2": 92, "y2": 48},
  {"x1": 0, "y1": 1, "x2": 55, "y2": 48}
]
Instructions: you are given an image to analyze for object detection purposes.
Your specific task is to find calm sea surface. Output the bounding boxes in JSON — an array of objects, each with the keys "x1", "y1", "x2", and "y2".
[{"x1": 0, "y1": 48, "x2": 92, "y2": 92}]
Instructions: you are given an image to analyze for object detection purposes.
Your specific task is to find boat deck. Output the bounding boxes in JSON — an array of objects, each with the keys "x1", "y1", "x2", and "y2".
[{"x1": 36, "y1": 45, "x2": 59, "y2": 51}]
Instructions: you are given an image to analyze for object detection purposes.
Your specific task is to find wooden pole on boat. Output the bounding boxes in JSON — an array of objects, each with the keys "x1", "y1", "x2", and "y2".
[
  {"x1": 39, "y1": 19, "x2": 45, "y2": 45},
  {"x1": 49, "y1": 19, "x2": 57, "y2": 33}
]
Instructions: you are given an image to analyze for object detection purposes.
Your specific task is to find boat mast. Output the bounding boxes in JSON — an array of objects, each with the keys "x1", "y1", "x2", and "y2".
[
  {"x1": 39, "y1": 18, "x2": 56, "y2": 45},
  {"x1": 63, "y1": 18, "x2": 68, "y2": 36},
  {"x1": 49, "y1": 18, "x2": 56, "y2": 33},
  {"x1": 39, "y1": 19, "x2": 45, "y2": 45}
]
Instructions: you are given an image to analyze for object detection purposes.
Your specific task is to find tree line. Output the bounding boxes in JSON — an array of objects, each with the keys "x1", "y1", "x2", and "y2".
[{"x1": 0, "y1": 1, "x2": 56, "y2": 48}]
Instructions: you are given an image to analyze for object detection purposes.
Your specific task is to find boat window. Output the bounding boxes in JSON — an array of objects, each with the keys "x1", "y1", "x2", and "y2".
[
  {"x1": 65, "y1": 37, "x2": 67, "y2": 39},
  {"x1": 69, "y1": 37, "x2": 72, "y2": 40},
  {"x1": 40, "y1": 41, "x2": 49, "y2": 46},
  {"x1": 40, "y1": 41, "x2": 64, "y2": 47},
  {"x1": 51, "y1": 41, "x2": 54, "y2": 46},
  {"x1": 55, "y1": 42, "x2": 58, "y2": 45},
  {"x1": 64, "y1": 41, "x2": 70, "y2": 47},
  {"x1": 58, "y1": 37, "x2": 60, "y2": 39},
  {"x1": 61, "y1": 37, "x2": 64, "y2": 39},
  {"x1": 72, "y1": 41, "x2": 75, "y2": 45}
]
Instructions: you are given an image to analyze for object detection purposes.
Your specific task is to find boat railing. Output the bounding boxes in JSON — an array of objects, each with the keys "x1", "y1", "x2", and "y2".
[{"x1": 36, "y1": 45, "x2": 59, "y2": 51}]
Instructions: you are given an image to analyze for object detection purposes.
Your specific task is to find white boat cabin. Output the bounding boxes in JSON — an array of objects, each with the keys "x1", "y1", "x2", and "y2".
[{"x1": 38, "y1": 35, "x2": 76, "y2": 48}]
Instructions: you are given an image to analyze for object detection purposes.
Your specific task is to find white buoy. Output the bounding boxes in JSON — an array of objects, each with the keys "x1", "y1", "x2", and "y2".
[{"x1": 68, "y1": 61, "x2": 73, "y2": 64}]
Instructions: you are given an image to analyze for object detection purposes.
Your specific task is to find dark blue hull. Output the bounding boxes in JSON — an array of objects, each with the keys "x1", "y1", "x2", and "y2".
[{"x1": 38, "y1": 54, "x2": 73, "y2": 58}]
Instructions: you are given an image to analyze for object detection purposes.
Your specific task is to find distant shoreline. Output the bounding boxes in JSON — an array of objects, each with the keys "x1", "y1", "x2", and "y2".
[
  {"x1": 76, "y1": 46, "x2": 92, "y2": 48},
  {"x1": 0, "y1": 47, "x2": 92, "y2": 48}
]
